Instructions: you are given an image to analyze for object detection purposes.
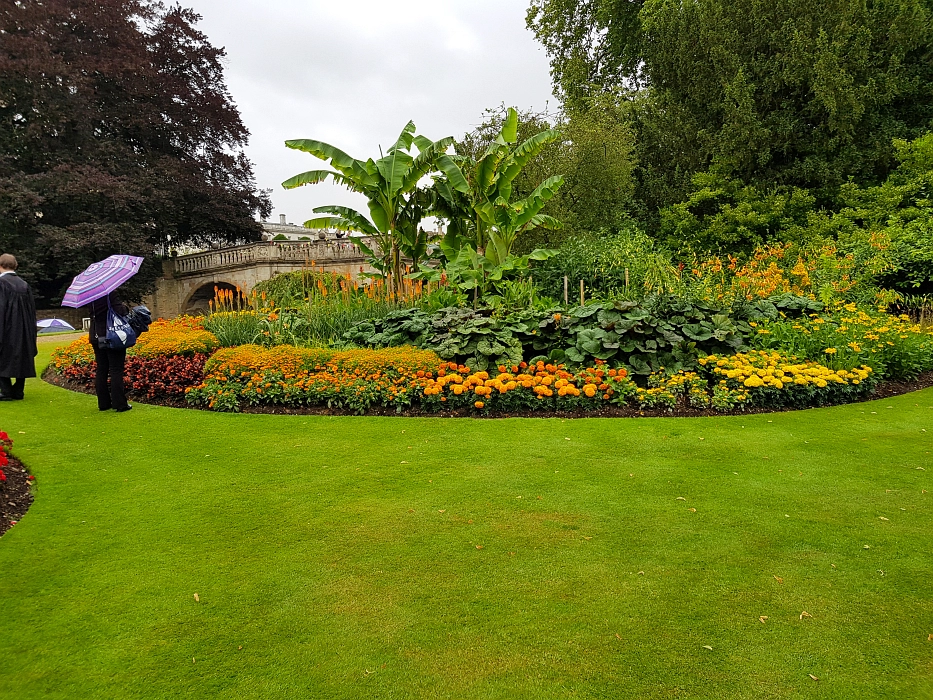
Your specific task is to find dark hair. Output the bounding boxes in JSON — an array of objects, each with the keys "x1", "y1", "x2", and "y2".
[{"x1": 0, "y1": 254, "x2": 18, "y2": 271}]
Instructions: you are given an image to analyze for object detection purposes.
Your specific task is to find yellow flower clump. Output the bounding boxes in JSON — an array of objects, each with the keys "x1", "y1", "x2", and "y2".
[{"x1": 700, "y1": 350, "x2": 872, "y2": 389}]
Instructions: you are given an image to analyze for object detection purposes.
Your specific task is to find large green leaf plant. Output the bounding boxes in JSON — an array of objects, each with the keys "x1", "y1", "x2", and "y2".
[
  {"x1": 425, "y1": 107, "x2": 566, "y2": 295},
  {"x1": 282, "y1": 121, "x2": 459, "y2": 292}
]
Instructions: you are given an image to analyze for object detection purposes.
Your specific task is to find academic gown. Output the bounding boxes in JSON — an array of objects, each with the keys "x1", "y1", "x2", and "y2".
[{"x1": 0, "y1": 273, "x2": 38, "y2": 378}]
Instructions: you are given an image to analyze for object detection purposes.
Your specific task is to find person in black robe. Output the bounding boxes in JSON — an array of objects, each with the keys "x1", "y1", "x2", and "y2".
[
  {"x1": 0, "y1": 254, "x2": 38, "y2": 400},
  {"x1": 88, "y1": 292, "x2": 131, "y2": 412}
]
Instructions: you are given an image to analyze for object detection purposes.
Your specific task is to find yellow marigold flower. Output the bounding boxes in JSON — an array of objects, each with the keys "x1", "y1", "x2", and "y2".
[{"x1": 824, "y1": 348, "x2": 837, "y2": 355}]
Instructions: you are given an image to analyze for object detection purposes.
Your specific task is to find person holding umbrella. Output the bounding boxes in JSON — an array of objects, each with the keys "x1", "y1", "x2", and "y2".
[
  {"x1": 62, "y1": 255, "x2": 143, "y2": 413},
  {"x1": 0, "y1": 254, "x2": 38, "y2": 400}
]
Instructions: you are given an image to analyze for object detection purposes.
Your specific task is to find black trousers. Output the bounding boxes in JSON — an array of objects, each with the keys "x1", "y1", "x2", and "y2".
[
  {"x1": 0, "y1": 376, "x2": 25, "y2": 399},
  {"x1": 93, "y1": 345, "x2": 129, "y2": 411}
]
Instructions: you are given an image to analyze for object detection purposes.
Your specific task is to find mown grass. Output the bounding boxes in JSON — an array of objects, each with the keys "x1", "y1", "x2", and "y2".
[{"x1": 0, "y1": 338, "x2": 931, "y2": 699}]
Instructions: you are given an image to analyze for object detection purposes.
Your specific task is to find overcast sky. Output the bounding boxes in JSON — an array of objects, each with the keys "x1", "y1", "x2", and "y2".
[{"x1": 184, "y1": 0, "x2": 556, "y2": 226}]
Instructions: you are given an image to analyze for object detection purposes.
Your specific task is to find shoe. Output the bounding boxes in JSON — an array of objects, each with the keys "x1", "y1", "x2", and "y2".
[
  {"x1": 0, "y1": 395, "x2": 13, "y2": 401},
  {"x1": 114, "y1": 404, "x2": 132, "y2": 413}
]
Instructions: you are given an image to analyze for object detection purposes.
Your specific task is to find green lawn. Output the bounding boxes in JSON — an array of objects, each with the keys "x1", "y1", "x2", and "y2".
[{"x1": 1, "y1": 339, "x2": 931, "y2": 699}]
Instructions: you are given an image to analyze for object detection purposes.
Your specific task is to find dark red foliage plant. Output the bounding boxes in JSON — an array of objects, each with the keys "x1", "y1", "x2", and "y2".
[{"x1": 58, "y1": 354, "x2": 209, "y2": 401}]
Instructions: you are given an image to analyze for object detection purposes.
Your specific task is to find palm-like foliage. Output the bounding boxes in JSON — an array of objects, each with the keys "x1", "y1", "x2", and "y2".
[
  {"x1": 433, "y1": 108, "x2": 566, "y2": 266},
  {"x1": 282, "y1": 122, "x2": 457, "y2": 291}
]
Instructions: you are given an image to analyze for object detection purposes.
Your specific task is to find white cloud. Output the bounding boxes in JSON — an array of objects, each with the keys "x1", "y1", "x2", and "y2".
[{"x1": 184, "y1": 0, "x2": 555, "y2": 224}]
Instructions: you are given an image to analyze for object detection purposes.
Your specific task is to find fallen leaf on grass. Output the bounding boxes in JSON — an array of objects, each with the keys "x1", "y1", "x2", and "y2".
[
  {"x1": 800, "y1": 611, "x2": 812, "y2": 619},
  {"x1": 879, "y1": 516, "x2": 889, "y2": 521},
  {"x1": 688, "y1": 508, "x2": 697, "y2": 513},
  {"x1": 809, "y1": 674, "x2": 819, "y2": 681},
  {"x1": 759, "y1": 616, "x2": 768, "y2": 624},
  {"x1": 615, "y1": 633, "x2": 622, "y2": 640},
  {"x1": 400, "y1": 461, "x2": 409, "y2": 464},
  {"x1": 703, "y1": 645, "x2": 713, "y2": 650},
  {"x1": 438, "y1": 509, "x2": 445, "y2": 513},
  {"x1": 638, "y1": 571, "x2": 645, "y2": 575},
  {"x1": 676, "y1": 496, "x2": 686, "y2": 501},
  {"x1": 863, "y1": 544, "x2": 871, "y2": 549},
  {"x1": 581, "y1": 535, "x2": 592, "y2": 540},
  {"x1": 238, "y1": 646, "x2": 242, "y2": 650},
  {"x1": 928, "y1": 633, "x2": 932, "y2": 641},
  {"x1": 475, "y1": 545, "x2": 483, "y2": 549},
  {"x1": 193, "y1": 593, "x2": 199, "y2": 603},
  {"x1": 774, "y1": 575, "x2": 784, "y2": 583}
]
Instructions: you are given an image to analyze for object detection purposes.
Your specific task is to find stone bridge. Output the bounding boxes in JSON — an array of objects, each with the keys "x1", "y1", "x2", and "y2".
[{"x1": 145, "y1": 238, "x2": 375, "y2": 318}]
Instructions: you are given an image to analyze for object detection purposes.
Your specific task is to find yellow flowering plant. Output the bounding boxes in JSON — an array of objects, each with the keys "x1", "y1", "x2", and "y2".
[{"x1": 748, "y1": 305, "x2": 933, "y2": 380}]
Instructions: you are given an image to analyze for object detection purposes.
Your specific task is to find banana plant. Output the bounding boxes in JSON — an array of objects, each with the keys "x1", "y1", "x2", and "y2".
[
  {"x1": 432, "y1": 107, "x2": 566, "y2": 266},
  {"x1": 282, "y1": 121, "x2": 464, "y2": 292}
]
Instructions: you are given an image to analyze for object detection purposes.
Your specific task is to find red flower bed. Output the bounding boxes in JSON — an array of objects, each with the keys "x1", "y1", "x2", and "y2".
[{"x1": 58, "y1": 354, "x2": 210, "y2": 400}]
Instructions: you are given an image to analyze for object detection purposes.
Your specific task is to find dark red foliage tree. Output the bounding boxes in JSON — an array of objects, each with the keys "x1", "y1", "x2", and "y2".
[{"x1": 0, "y1": 0, "x2": 271, "y2": 305}]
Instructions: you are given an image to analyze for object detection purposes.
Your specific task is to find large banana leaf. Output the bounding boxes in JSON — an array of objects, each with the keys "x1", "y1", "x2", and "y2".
[
  {"x1": 307, "y1": 205, "x2": 380, "y2": 235},
  {"x1": 401, "y1": 136, "x2": 455, "y2": 192},
  {"x1": 302, "y1": 216, "x2": 367, "y2": 233},
  {"x1": 281, "y1": 169, "x2": 363, "y2": 192},
  {"x1": 367, "y1": 199, "x2": 390, "y2": 233},
  {"x1": 434, "y1": 154, "x2": 470, "y2": 194},
  {"x1": 389, "y1": 121, "x2": 417, "y2": 154},
  {"x1": 513, "y1": 175, "x2": 564, "y2": 229},
  {"x1": 284, "y1": 139, "x2": 375, "y2": 185},
  {"x1": 497, "y1": 129, "x2": 561, "y2": 201}
]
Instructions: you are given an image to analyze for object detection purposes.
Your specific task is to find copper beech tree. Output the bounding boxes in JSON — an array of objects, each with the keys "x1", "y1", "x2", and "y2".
[{"x1": 0, "y1": 0, "x2": 271, "y2": 304}]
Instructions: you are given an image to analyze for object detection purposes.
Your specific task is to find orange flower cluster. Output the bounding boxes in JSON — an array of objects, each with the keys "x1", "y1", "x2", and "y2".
[
  {"x1": 689, "y1": 240, "x2": 890, "y2": 304},
  {"x1": 50, "y1": 316, "x2": 218, "y2": 368},
  {"x1": 187, "y1": 344, "x2": 442, "y2": 412},
  {"x1": 419, "y1": 361, "x2": 624, "y2": 410},
  {"x1": 131, "y1": 317, "x2": 219, "y2": 358}
]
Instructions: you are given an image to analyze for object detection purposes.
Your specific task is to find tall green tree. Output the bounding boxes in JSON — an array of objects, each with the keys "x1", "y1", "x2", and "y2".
[
  {"x1": 282, "y1": 122, "x2": 458, "y2": 291},
  {"x1": 528, "y1": 0, "x2": 933, "y2": 209}
]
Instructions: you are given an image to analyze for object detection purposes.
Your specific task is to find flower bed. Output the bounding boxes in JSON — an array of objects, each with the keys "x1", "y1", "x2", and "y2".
[
  {"x1": 49, "y1": 317, "x2": 219, "y2": 399},
  {"x1": 186, "y1": 345, "x2": 440, "y2": 413},
  {"x1": 750, "y1": 305, "x2": 933, "y2": 381},
  {"x1": 0, "y1": 430, "x2": 33, "y2": 536},
  {"x1": 44, "y1": 312, "x2": 920, "y2": 415},
  {"x1": 184, "y1": 345, "x2": 877, "y2": 414}
]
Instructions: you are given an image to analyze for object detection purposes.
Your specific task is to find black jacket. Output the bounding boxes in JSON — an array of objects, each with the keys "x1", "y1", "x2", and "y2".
[
  {"x1": 88, "y1": 294, "x2": 129, "y2": 346},
  {"x1": 0, "y1": 272, "x2": 38, "y2": 378}
]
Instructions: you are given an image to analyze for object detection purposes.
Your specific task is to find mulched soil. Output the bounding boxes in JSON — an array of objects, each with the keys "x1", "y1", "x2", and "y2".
[
  {"x1": 42, "y1": 366, "x2": 933, "y2": 419},
  {"x1": 0, "y1": 453, "x2": 34, "y2": 537}
]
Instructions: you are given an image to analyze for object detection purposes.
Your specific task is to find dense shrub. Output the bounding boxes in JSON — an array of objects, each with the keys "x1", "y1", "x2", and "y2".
[{"x1": 344, "y1": 296, "x2": 806, "y2": 374}]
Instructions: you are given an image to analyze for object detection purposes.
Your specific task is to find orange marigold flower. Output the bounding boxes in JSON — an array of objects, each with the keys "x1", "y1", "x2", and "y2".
[{"x1": 474, "y1": 401, "x2": 484, "y2": 409}]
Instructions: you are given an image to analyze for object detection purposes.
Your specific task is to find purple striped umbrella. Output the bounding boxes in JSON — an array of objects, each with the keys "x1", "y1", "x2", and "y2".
[{"x1": 61, "y1": 255, "x2": 144, "y2": 308}]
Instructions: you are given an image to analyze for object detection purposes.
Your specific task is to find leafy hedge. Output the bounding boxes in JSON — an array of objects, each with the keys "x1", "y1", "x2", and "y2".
[{"x1": 344, "y1": 295, "x2": 818, "y2": 374}]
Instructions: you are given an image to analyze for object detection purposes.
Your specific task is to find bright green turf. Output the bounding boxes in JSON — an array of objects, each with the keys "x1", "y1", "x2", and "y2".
[{"x1": 1, "y1": 339, "x2": 931, "y2": 699}]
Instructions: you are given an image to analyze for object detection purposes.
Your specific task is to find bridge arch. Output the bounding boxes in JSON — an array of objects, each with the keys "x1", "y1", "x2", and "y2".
[{"x1": 182, "y1": 281, "x2": 242, "y2": 315}]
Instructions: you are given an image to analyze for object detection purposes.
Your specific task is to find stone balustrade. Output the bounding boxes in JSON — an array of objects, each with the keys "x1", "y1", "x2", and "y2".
[{"x1": 169, "y1": 238, "x2": 374, "y2": 276}]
